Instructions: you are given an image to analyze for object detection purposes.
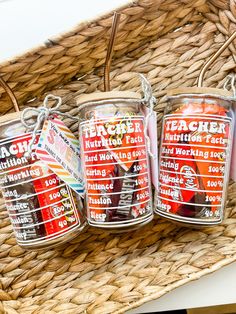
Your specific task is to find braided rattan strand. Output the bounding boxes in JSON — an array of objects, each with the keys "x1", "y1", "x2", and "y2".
[{"x1": 0, "y1": 0, "x2": 236, "y2": 313}]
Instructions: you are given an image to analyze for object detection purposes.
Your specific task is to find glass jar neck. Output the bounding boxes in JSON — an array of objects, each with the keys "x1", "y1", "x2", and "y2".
[
  {"x1": 78, "y1": 98, "x2": 142, "y2": 121},
  {"x1": 165, "y1": 94, "x2": 234, "y2": 116}
]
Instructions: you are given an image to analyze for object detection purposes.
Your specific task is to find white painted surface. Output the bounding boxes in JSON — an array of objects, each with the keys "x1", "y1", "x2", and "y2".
[{"x1": 0, "y1": 0, "x2": 236, "y2": 312}]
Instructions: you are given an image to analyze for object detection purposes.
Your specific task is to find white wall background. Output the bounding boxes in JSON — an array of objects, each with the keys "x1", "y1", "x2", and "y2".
[{"x1": 0, "y1": 0, "x2": 128, "y2": 62}]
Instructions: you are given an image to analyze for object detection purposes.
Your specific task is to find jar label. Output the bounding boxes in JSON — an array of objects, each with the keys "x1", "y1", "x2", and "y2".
[
  {"x1": 80, "y1": 115, "x2": 152, "y2": 226},
  {"x1": 156, "y1": 113, "x2": 233, "y2": 222},
  {"x1": 0, "y1": 132, "x2": 81, "y2": 246}
]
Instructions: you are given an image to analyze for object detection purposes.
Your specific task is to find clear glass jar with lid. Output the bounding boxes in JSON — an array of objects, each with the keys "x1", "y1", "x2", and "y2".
[
  {"x1": 77, "y1": 91, "x2": 153, "y2": 230},
  {"x1": 0, "y1": 112, "x2": 86, "y2": 249},
  {"x1": 155, "y1": 87, "x2": 235, "y2": 226}
]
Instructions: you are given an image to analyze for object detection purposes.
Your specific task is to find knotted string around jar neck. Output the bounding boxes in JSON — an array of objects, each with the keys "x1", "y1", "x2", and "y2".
[
  {"x1": 139, "y1": 74, "x2": 157, "y2": 160},
  {"x1": 224, "y1": 73, "x2": 236, "y2": 98},
  {"x1": 21, "y1": 94, "x2": 79, "y2": 157}
]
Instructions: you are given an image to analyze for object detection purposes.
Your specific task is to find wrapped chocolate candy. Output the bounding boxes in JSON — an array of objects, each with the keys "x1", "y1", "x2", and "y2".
[
  {"x1": 0, "y1": 86, "x2": 86, "y2": 249},
  {"x1": 77, "y1": 91, "x2": 153, "y2": 229}
]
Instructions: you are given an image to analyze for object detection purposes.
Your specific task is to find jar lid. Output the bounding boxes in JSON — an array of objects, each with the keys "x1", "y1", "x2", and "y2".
[
  {"x1": 167, "y1": 87, "x2": 233, "y2": 98},
  {"x1": 76, "y1": 91, "x2": 141, "y2": 108},
  {"x1": 0, "y1": 111, "x2": 21, "y2": 124}
]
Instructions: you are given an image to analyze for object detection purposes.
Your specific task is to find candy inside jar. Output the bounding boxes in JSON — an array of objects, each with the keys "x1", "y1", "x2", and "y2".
[
  {"x1": 77, "y1": 91, "x2": 153, "y2": 230},
  {"x1": 155, "y1": 87, "x2": 235, "y2": 226},
  {"x1": 0, "y1": 111, "x2": 86, "y2": 249}
]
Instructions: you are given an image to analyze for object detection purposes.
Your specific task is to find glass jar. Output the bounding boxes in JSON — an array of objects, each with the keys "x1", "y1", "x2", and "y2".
[
  {"x1": 0, "y1": 112, "x2": 86, "y2": 249},
  {"x1": 155, "y1": 87, "x2": 235, "y2": 226},
  {"x1": 77, "y1": 91, "x2": 153, "y2": 230}
]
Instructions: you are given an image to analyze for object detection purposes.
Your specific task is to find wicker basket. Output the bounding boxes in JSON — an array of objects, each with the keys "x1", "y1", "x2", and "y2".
[{"x1": 0, "y1": 0, "x2": 236, "y2": 313}]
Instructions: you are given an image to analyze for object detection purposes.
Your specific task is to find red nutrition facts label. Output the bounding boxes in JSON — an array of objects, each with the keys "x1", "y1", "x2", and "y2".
[
  {"x1": 156, "y1": 113, "x2": 232, "y2": 222},
  {"x1": 0, "y1": 133, "x2": 80, "y2": 245},
  {"x1": 81, "y1": 116, "x2": 152, "y2": 226}
]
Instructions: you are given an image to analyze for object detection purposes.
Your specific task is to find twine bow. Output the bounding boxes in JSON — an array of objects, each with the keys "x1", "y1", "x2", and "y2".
[
  {"x1": 140, "y1": 74, "x2": 156, "y2": 108},
  {"x1": 139, "y1": 74, "x2": 157, "y2": 160},
  {"x1": 21, "y1": 94, "x2": 78, "y2": 157},
  {"x1": 224, "y1": 73, "x2": 236, "y2": 98}
]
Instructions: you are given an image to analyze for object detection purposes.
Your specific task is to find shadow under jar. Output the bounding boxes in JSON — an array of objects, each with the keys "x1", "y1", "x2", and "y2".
[
  {"x1": 0, "y1": 112, "x2": 86, "y2": 249},
  {"x1": 77, "y1": 91, "x2": 153, "y2": 231},
  {"x1": 155, "y1": 87, "x2": 235, "y2": 226}
]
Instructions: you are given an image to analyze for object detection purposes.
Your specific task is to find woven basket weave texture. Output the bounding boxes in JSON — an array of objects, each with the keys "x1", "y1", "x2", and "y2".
[{"x1": 0, "y1": 0, "x2": 236, "y2": 313}]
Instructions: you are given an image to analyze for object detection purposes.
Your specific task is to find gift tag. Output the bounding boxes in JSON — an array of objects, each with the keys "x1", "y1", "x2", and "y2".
[{"x1": 36, "y1": 118, "x2": 84, "y2": 196}]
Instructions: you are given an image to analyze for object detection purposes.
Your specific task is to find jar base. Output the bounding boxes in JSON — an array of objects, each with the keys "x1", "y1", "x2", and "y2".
[
  {"x1": 88, "y1": 214, "x2": 153, "y2": 233},
  {"x1": 17, "y1": 222, "x2": 87, "y2": 250},
  {"x1": 155, "y1": 210, "x2": 222, "y2": 228}
]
